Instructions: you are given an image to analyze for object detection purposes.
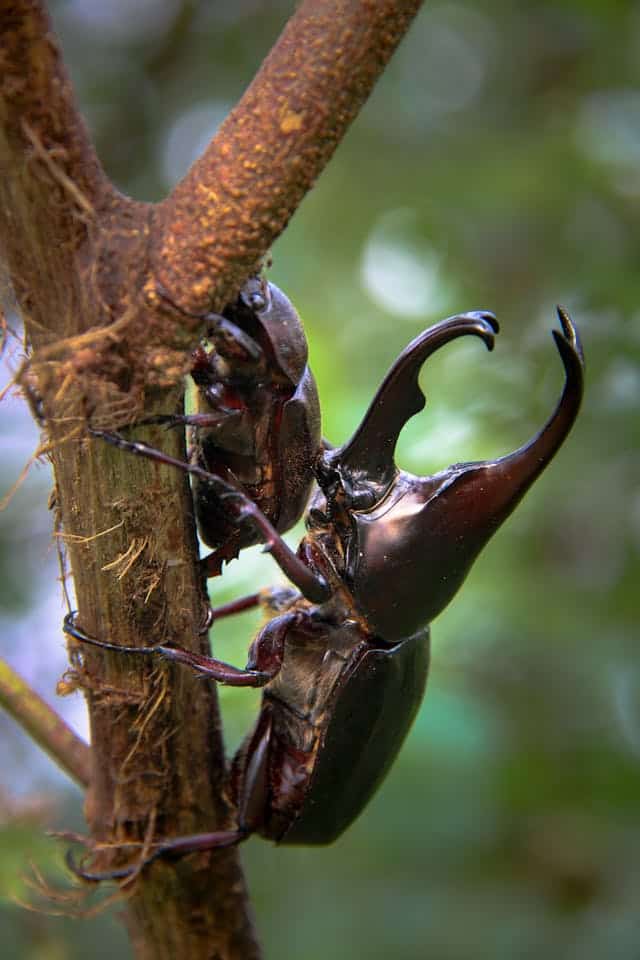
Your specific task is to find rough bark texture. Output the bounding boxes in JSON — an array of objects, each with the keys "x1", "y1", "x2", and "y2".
[
  {"x1": 154, "y1": 0, "x2": 425, "y2": 317},
  {"x1": 0, "y1": 2, "x2": 261, "y2": 957},
  {"x1": 0, "y1": 0, "x2": 424, "y2": 956}
]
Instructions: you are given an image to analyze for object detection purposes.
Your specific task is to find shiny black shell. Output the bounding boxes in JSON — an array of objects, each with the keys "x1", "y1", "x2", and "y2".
[
  {"x1": 238, "y1": 278, "x2": 310, "y2": 385},
  {"x1": 193, "y1": 279, "x2": 321, "y2": 554},
  {"x1": 280, "y1": 626, "x2": 430, "y2": 844}
]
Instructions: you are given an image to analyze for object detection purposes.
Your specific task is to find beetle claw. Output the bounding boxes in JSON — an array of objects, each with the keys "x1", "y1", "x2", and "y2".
[{"x1": 65, "y1": 844, "x2": 140, "y2": 884}]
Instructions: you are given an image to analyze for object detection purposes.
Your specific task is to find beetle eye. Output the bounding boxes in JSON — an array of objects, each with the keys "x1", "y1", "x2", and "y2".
[
  {"x1": 248, "y1": 292, "x2": 267, "y2": 311},
  {"x1": 240, "y1": 277, "x2": 271, "y2": 313}
]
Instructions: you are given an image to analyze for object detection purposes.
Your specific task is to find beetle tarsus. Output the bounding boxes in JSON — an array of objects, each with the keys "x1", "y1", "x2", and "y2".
[
  {"x1": 63, "y1": 611, "x2": 163, "y2": 657},
  {"x1": 66, "y1": 845, "x2": 140, "y2": 884},
  {"x1": 66, "y1": 827, "x2": 250, "y2": 884}
]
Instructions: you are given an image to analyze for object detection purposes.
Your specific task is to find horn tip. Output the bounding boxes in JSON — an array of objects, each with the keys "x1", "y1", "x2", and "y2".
[
  {"x1": 466, "y1": 310, "x2": 499, "y2": 335},
  {"x1": 553, "y1": 306, "x2": 585, "y2": 367}
]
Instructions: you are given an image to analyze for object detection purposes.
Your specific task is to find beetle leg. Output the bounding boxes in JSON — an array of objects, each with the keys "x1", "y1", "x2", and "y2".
[
  {"x1": 89, "y1": 428, "x2": 331, "y2": 605},
  {"x1": 63, "y1": 612, "x2": 271, "y2": 687},
  {"x1": 64, "y1": 698, "x2": 277, "y2": 885},
  {"x1": 138, "y1": 643, "x2": 272, "y2": 686},
  {"x1": 65, "y1": 827, "x2": 247, "y2": 883},
  {"x1": 155, "y1": 284, "x2": 263, "y2": 361},
  {"x1": 245, "y1": 611, "x2": 301, "y2": 677},
  {"x1": 201, "y1": 539, "x2": 243, "y2": 577},
  {"x1": 225, "y1": 496, "x2": 330, "y2": 604},
  {"x1": 129, "y1": 411, "x2": 239, "y2": 430},
  {"x1": 204, "y1": 313, "x2": 263, "y2": 362},
  {"x1": 209, "y1": 585, "x2": 301, "y2": 622},
  {"x1": 133, "y1": 411, "x2": 252, "y2": 466},
  {"x1": 210, "y1": 592, "x2": 262, "y2": 620}
]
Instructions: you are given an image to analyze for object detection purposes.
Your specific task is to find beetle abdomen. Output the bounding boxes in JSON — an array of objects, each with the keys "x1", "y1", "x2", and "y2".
[{"x1": 280, "y1": 627, "x2": 430, "y2": 845}]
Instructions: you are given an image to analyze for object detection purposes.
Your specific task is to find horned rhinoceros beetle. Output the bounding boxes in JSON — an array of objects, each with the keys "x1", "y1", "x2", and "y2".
[
  {"x1": 64, "y1": 306, "x2": 584, "y2": 880},
  {"x1": 153, "y1": 275, "x2": 320, "y2": 574}
]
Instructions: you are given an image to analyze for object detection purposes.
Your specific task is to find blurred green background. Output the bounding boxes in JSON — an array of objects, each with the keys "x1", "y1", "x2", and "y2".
[{"x1": 1, "y1": 0, "x2": 639, "y2": 957}]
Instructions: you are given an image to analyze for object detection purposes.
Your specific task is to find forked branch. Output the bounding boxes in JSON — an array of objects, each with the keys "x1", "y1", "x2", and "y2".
[{"x1": 0, "y1": 1, "x2": 425, "y2": 957}]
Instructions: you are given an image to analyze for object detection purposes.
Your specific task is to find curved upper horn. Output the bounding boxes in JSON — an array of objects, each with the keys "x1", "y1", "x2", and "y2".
[
  {"x1": 329, "y1": 311, "x2": 499, "y2": 495},
  {"x1": 345, "y1": 307, "x2": 585, "y2": 642}
]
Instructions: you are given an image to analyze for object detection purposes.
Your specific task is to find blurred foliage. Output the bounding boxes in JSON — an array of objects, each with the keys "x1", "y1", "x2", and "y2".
[{"x1": 1, "y1": 0, "x2": 639, "y2": 957}]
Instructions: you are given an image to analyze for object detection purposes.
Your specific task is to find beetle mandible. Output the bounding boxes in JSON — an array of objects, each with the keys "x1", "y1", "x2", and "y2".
[
  {"x1": 64, "y1": 306, "x2": 584, "y2": 879},
  {"x1": 150, "y1": 275, "x2": 321, "y2": 575}
]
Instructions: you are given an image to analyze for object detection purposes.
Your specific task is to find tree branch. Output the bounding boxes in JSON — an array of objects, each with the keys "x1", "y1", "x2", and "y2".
[
  {"x1": 154, "y1": 0, "x2": 424, "y2": 316},
  {"x1": 0, "y1": 0, "x2": 425, "y2": 956},
  {"x1": 0, "y1": 656, "x2": 91, "y2": 788},
  {"x1": 1, "y1": 5, "x2": 261, "y2": 957}
]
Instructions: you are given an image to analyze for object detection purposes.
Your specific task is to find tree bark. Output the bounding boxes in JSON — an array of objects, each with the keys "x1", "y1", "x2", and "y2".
[{"x1": 0, "y1": 0, "x2": 424, "y2": 956}]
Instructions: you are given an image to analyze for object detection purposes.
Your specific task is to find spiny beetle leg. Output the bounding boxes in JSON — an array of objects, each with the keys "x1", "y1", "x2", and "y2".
[
  {"x1": 132, "y1": 412, "x2": 238, "y2": 431},
  {"x1": 208, "y1": 585, "x2": 300, "y2": 627},
  {"x1": 89, "y1": 428, "x2": 331, "y2": 605},
  {"x1": 202, "y1": 539, "x2": 242, "y2": 578},
  {"x1": 66, "y1": 828, "x2": 247, "y2": 883},
  {"x1": 209, "y1": 586, "x2": 302, "y2": 622},
  {"x1": 63, "y1": 612, "x2": 271, "y2": 687},
  {"x1": 221, "y1": 495, "x2": 330, "y2": 604},
  {"x1": 210, "y1": 593, "x2": 261, "y2": 620}
]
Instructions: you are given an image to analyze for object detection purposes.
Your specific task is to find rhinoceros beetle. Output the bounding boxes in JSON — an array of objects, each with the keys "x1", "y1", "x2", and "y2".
[
  {"x1": 151, "y1": 275, "x2": 320, "y2": 574},
  {"x1": 64, "y1": 306, "x2": 584, "y2": 880}
]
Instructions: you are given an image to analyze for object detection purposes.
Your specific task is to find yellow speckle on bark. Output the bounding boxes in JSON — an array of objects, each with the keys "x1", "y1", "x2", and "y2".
[
  {"x1": 280, "y1": 111, "x2": 303, "y2": 133},
  {"x1": 192, "y1": 280, "x2": 210, "y2": 300}
]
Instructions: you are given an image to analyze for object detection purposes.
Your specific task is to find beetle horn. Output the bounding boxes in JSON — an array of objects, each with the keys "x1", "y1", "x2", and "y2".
[
  {"x1": 438, "y1": 306, "x2": 584, "y2": 538},
  {"x1": 347, "y1": 308, "x2": 585, "y2": 642},
  {"x1": 332, "y1": 311, "x2": 499, "y2": 491},
  {"x1": 412, "y1": 307, "x2": 584, "y2": 621}
]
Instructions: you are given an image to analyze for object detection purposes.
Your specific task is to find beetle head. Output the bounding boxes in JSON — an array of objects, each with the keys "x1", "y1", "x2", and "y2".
[
  {"x1": 318, "y1": 308, "x2": 584, "y2": 642},
  {"x1": 226, "y1": 277, "x2": 309, "y2": 385}
]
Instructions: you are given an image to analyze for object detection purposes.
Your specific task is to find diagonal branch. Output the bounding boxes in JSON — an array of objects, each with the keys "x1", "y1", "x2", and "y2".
[
  {"x1": 154, "y1": 0, "x2": 424, "y2": 317},
  {"x1": 0, "y1": 656, "x2": 91, "y2": 788}
]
